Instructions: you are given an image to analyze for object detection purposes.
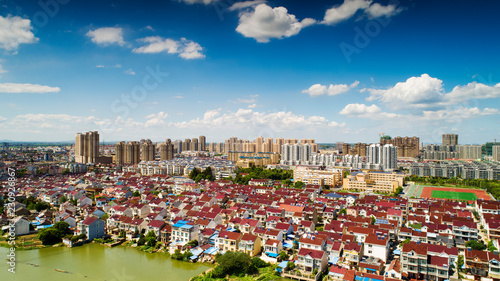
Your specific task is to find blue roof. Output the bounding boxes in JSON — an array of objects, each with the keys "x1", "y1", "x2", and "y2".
[
  {"x1": 355, "y1": 276, "x2": 383, "y2": 281},
  {"x1": 329, "y1": 256, "x2": 340, "y2": 264},
  {"x1": 203, "y1": 247, "x2": 218, "y2": 255},
  {"x1": 393, "y1": 249, "x2": 401, "y2": 255},
  {"x1": 266, "y1": 252, "x2": 279, "y2": 258},
  {"x1": 283, "y1": 243, "x2": 293, "y2": 248},
  {"x1": 324, "y1": 192, "x2": 342, "y2": 198},
  {"x1": 278, "y1": 261, "x2": 288, "y2": 268}
]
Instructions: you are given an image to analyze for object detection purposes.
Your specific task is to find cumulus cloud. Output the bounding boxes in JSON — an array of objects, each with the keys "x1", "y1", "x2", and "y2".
[
  {"x1": 0, "y1": 15, "x2": 39, "y2": 51},
  {"x1": 444, "y1": 82, "x2": 500, "y2": 103},
  {"x1": 172, "y1": 108, "x2": 345, "y2": 131},
  {"x1": 0, "y1": 62, "x2": 6, "y2": 77},
  {"x1": 364, "y1": 74, "x2": 500, "y2": 110},
  {"x1": 420, "y1": 107, "x2": 499, "y2": 121},
  {"x1": 145, "y1": 112, "x2": 168, "y2": 127},
  {"x1": 133, "y1": 37, "x2": 205, "y2": 59},
  {"x1": 0, "y1": 83, "x2": 60, "y2": 94},
  {"x1": 86, "y1": 27, "x2": 125, "y2": 46},
  {"x1": 339, "y1": 103, "x2": 399, "y2": 119},
  {"x1": 236, "y1": 4, "x2": 316, "y2": 43},
  {"x1": 365, "y1": 2, "x2": 402, "y2": 19},
  {"x1": 322, "y1": 0, "x2": 402, "y2": 25},
  {"x1": 364, "y1": 74, "x2": 445, "y2": 109},
  {"x1": 302, "y1": 80, "x2": 359, "y2": 97}
]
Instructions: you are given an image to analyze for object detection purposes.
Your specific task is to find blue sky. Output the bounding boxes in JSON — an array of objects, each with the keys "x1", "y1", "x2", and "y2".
[{"x1": 1, "y1": 0, "x2": 499, "y2": 144}]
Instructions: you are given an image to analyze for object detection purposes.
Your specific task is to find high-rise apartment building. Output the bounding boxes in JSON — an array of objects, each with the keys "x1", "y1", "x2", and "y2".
[
  {"x1": 191, "y1": 138, "x2": 199, "y2": 151},
  {"x1": 342, "y1": 143, "x2": 350, "y2": 155},
  {"x1": 75, "y1": 131, "x2": 99, "y2": 163},
  {"x1": 380, "y1": 136, "x2": 420, "y2": 158},
  {"x1": 183, "y1": 139, "x2": 191, "y2": 151},
  {"x1": 199, "y1": 136, "x2": 206, "y2": 151},
  {"x1": 159, "y1": 139, "x2": 174, "y2": 160},
  {"x1": 442, "y1": 134, "x2": 458, "y2": 146},
  {"x1": 126, "y1": 141, "x2": 140, "y2": 165},
  {"x1": 281, "y1": 143, "x2": 312, "y2": 165},
  {"x1": 274, "y1": 138, "x2": 284, "y2": 154},
  {"x1": 173, "y1": 140, "x2": 182, "y2": 153},
  {"x1": 493, "y1": 145, "x2": 500, "y2": 162},
  {"x1": 457, "y1": 145, "x2": 482, "y2": 160},
  {"x1": 140, "y1": 139, "x2": 155, "y2": 162},
  {"x1": 114, "y1": 141, "x2": 125, "y2": 165},
  {"x1": 367, "y1": 143, "x2": 397, "y2": 171}
]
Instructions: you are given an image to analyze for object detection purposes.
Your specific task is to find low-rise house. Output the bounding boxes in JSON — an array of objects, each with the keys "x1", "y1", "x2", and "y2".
[
  {"x1": 76, "y1": 217, "x2": 105, "y2": 241},
  {"x1": 217, "y1": 230, "x2": 242, "y2": 252},
  {"x1": 295, "y1": 248, "x2": 328, "y2": 276},
  {"x1": 364, "y1": 234, "x2": 390, "y2": 263},
  {"x1": 238, "y1": 233, "x2": 261, "y2": 257},
  {"x1": 264, "y1": 239, "x2": 283, "y2": 259}
]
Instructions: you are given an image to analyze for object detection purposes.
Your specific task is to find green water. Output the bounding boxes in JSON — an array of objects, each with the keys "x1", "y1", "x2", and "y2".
[{"x1": 0, "y1": 244, "x2": 211, "y2": 281}]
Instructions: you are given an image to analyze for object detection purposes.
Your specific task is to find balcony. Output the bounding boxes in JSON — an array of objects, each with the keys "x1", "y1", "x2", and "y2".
[{"x1": 282, "y1": 269, "x2": 322, "y2": 281}]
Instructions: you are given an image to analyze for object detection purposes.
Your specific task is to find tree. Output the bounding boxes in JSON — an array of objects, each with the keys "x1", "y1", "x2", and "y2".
[
  {"x1": 488, "y1": 240, "x2": 498, "y2": 252},
  {"x1": 279, "y1": 251, "x2": 289, "y2": 262},
  {"x1": 133, "y1": 191, "x2": 141, "y2": 197},
  {"x1": 38, "y1": 228, "x2": 62, "y2": 245},
  {"x1": 145, "y1": 230, "x2": 157, "y2": 248},
  {"x1": 172, "y1": 249, "x2": 183, "y2": 260},
  {"x1": 294, "y1": 181, "x2": 305, "y2": 189},
  {"x1": 216, "y1": 251, "x2": 253, "y2": 276},
  {"x1": 137, "y1": 233, "x2": 146, "y2": 246},
  {"x1": 59, "y1": 196, "x2": 67, "y2": 204},
  {"x1": 251, "y1": 257, "x2": 268, "y2": 268},
  {"x1": 371, "y1": 216, "x2": 376, "y2": 225},
  {"x1": 186, "y1": 240, "x2": 199, "y2": 248},
  {"x1": 286, "y1": 261, "x2": 295, "y2": 270},
  {"x1": 52, "y1": 221, "x2": 71, "y2": 237},
  {"x1": 457, "y1": 255, "x2": 464, "y2": 272},
  {"x1": 466, "y1": 240, "x2": 486, "y2": 251}
]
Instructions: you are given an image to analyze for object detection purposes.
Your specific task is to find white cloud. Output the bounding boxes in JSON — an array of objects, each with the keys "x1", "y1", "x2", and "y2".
[
  {"x1": 444, "y1": 82, "x2": 500, "y2": 103},
  {"x1": 364, "y1": 74, "x2": 445, "y2": 109},
  {"x1": 323, "y1": 0, "x2": 371, "y2": 25},
  {"x1": 339, "y1": 103, "x2": 399, "y2": 119},
  {"x1": 236, "y1": 4, "x2": 316, "y2": 43},
  {"x1": 302, "y1": 80, "x2": 359, "y2": 97},
  {"x1": 179, "y1": 41, "x2": 205, "y2": 59},
  {"x1": 228, "y1": 0, "x2": 266, "y2": 11},
  {"x1": 0, "y1": 15, "x2": 38, "y2": 51},
  {"x1": 173, "y1": 108, "x2": 345, "y2": 132},
  {"x1": 173, "y1": 95, "x2": 184, "y2": 99},
  {"x1": 124, "y1": 69, "x2": 136, "y2": 75},
  {"x1": 248, "y1": 103, "x2": 257, "y2": 108},
  {"x1": 133, "y1": 37, "x2": 205, "y2": 59},
  {"x1": 365, "y1": 2, "x2": 402, "y2": 19},
  {"x1": 322, "y1": 0, "x2": 402, "y2": 25},
  {"x1": 364, "y1": 74, "x2": 500, "y2": 110},
  {"x1": 180, "y1": 0, "x2": 218, "y2": 4},
  {"x1": 0, "y1": 83, "x2": 60, "y2": 94},
  {"x1": 86, "y1": 27, "x2": 125, "y2": 46},
  {"x1": 420, "y1": 107, "x2": 499, "y2": 121},
  {"x1": 145, "y1": 112, "x2": 168, "y2": 127},
  {"x1": 96, "y1": 64, "x2": 105, "y2": 68}
]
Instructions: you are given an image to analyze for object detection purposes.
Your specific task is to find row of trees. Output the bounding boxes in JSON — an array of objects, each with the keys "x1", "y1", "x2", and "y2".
[
  {"x1": 37, "y1": 221, "x2": 72, "y2": 245},
  {"x1": 188, "y1": 167, "x2": 215, "y2": 182},
  {"x1": 229, "y1": 166, "x2": 293, "y2": 185}
]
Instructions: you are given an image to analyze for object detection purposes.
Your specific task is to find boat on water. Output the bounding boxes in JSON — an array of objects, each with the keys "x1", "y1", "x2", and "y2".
[{"x1": 55, "y1": 269, "x2": 68, "y2": 273}]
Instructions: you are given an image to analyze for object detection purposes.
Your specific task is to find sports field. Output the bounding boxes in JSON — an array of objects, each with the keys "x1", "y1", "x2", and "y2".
[
  {"x1": 421, "y1": 186, "x2": 490, "y2": 201},
  {"x1": 430, "y1": 190, "x2": 477, "y2": 201}
]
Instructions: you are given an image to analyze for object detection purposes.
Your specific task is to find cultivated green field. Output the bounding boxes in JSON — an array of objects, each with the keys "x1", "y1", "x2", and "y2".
[{"x1": 431, "y1": 190, "x2": 478, "y2": 201}]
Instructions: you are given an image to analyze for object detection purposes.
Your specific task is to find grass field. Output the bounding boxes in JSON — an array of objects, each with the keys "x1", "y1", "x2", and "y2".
[{"x1": 431, "y1": 190, "x2": 478, "y2": 201}]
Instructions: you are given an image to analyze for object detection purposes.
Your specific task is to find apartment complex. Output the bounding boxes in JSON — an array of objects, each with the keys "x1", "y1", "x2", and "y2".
[
  {"x1": 75, "y1": 131, "x2": 99, "y2": 163},
  {"x1": 457, "y1": 145, "x2": 483, "y2": 160},
  {"x1": 367, "y1": 144, "x2": 398, "y2": 171},
  {"x1": 228, "y1": 151, "x2": 280, "y2": 167},
  {"x1": 343, "y1": 171, "x2": 404, "y2": 193},
  {"x1": 281, "y1": 143, "x2": 313, "y2": 165},
  {"x1": 380, "y1": 136, "x2": 420, "y2": 158},
  {"x1": 159, "y1": 139, "x2": 175, "y2": 161},
  {"x1": 442, "y1": 134, "x2": 458, "y2": 146},
  {"x1": 221, "y1": 137, "x2": 315, "y2": 154},
  {"x1": 409, "y1": 161, "x2": 500, "y2": 180},
  {"x1": 114, "y1": 141, "x2": 140, "y2": 165},
  {"x1": 140, "y1": 139, "x2": 155, "y2": 162},
  {"x1": 494, "y1": 145, "x2": 500, "y2": 162},
  {"x1": 293, "y1": 166, "x2": 343, "y2": 187}
]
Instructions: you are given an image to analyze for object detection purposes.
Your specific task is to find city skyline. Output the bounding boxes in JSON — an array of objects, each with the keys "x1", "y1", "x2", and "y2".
[{"x1": 1, "y1": 0, "x2": 500, "y2": 143}]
